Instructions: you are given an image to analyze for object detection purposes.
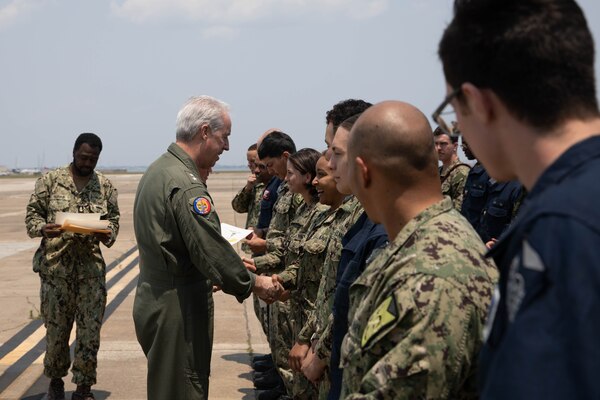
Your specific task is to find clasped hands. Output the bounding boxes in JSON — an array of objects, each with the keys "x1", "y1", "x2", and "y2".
[{"x1": 252, "y1": 275, "x2": 285, "y2": 304}]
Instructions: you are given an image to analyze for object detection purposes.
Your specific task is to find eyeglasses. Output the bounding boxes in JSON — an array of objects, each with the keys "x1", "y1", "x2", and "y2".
[{"x1": 432, "y1": 87, "x2": 461, "y2": 137}]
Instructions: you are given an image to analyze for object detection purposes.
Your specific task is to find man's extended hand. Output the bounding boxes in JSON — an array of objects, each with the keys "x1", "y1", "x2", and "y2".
[
  {"x1": 41, "y1": 223, "x2": 62, "y2": 238},
  {"x1": 271, "y1": 274, "x2": 290, "y2": 301},
  {"x1": 242, "y1": 257, "x2": 256, "y2": 272},
  {"x1": 245, "y1": 233, "x2": 267, "y2": 254},
  {"x1": 289, "y1": 342, "x2": 310, "y2": 372},
  {"x1": 301, "y1": 345, "x2": 327, "y2": 385},
  {"x1": 94, "y1": 231, "x2": 112, "y2": 245}
]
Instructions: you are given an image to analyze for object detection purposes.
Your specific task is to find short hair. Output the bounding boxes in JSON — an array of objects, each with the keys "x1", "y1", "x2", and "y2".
[
  {"x1": 258, "y1": 131, "x2": 296, "y2": 159},
  {"x1": 338, "y1": 113, "x2": 364, "y2": 133},
  {"x1": 288, "y1": 148, "x2": 321, "y2": 199},
  {"x1": 326, "y1": 99, "x2": 372, "y2": 132},
  {"x1": 433, "y1": 126, "x2": 459, "y2": 144},
  {"x1": 247, "y1": 143, "x2": 258, "y2": 152},
  {"x1": 438, "y1": 0, "x2": 599, "y2": 131},
  {"x1": 74, "y1": 133, "x2": 102, "y2": 152},
  {"x1": 176, "y1": 96, "x2": 230, "y2": 143}
]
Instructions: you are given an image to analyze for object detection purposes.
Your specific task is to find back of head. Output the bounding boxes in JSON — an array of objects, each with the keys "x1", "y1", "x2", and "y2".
[
  {"x1": 326, "y1": 99, "x2": 373, "y2": 132},
  {"x1": 349, "y1": 101, "x2": 438, "y2": 183},
  {"x1": 74, "y1": 132, "x2": 103, "y2": 152},
  {"x1": 176, "y1": 96, "x2": 229, "y2": 143},
  {"x1": 258, "y1": 131, "x2": 296, "y2": 159},
  {"x1": 439, "y1": 0, "x2": 599, "y2": 131}
]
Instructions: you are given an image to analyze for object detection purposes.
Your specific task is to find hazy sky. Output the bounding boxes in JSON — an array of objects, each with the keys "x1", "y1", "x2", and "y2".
[{"x1": 1, "y1": 0, "x2": 599, "y2": 169}]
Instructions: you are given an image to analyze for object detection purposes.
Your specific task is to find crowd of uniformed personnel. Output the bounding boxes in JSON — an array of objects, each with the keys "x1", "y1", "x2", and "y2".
[
  {"x1": 25, "y1": 1, "x2": 600, "y2": 399},
  {"x1": 231, "y1": 97, "x2": 514, "y2": 400}
]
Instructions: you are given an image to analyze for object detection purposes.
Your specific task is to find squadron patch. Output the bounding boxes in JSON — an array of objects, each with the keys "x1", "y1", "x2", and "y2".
[
  {"x1": 192, "y1": 197, "x2": 212, "y2": 216},
  {"x1": 362, "y1": 294, "x2": 399, "y2": 348}
]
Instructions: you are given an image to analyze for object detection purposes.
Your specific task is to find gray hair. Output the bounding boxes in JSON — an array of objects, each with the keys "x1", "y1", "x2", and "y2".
[{"x1": 175, "y1": 96, "x2": 230, "y2": 142}]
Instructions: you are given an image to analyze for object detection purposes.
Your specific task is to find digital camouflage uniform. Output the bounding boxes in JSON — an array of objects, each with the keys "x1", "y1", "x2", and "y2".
[
  {"x1": 25, "y1": 165, "x2": 120, "y2": 386},
  {"x1": 340, "y1": 198, "x2": 498, "y2": 399},
  {"x1": 297, "y1": 196, "x2": 362, "y2": 399},
  {"x1": 276, "y1": 202, "x2": 340, "y2": 399},
  {"x1": 231, "y1": 181, "x2": 265, "y2": 254},
  {"x1": 440, "y1": 159, "x2": 471, "y2": 210},
  {"x1": 253, "y1": 182, "x2": 303, "y2": 274},
  {"x1": 271, "y1": 200, "x2": 328, "y2": 395},
  {"x1": 133, "y1": 143, "x2": 255, "y2": 400},
  {"x1": 251, "y1": 182, "x2": 303, "y2": 393},
  {"x1": 231, "y1": 182, "x2": 267, "y2": 336}
]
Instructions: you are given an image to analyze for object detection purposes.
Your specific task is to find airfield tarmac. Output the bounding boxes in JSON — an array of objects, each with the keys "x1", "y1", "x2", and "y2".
[{"x1": 0, "y1": 172, "x2": 268, "y2": 399}]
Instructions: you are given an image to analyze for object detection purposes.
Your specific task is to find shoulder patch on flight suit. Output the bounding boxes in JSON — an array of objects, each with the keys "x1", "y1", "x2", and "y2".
[
  {"x1": 192, "y1": 196, "x2": 212, "y2": 216},
  {"x1": 362, "y1": 293, "x2": 399, "y2": 348}
]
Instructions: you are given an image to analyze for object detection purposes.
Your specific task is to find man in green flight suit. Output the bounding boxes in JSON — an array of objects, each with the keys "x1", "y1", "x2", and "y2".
[{"x1": 132, "y1": 95, "x2": 279, "y2": 400}]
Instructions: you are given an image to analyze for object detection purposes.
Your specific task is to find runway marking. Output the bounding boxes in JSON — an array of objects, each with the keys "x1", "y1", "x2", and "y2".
[
  {"x1": 0, "y1": 245, "x2": 139, "y2": 399},
  {"x1": 0, "y1": 211, "x2": 25, "y2": 218},
  {"x1": 0, "y1": 249, "x2": 139, "y2": 367}
]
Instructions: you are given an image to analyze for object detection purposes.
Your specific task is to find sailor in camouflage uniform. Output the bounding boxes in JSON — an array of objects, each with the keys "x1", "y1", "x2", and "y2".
[
  {"x1": 231, "y1": 143, "x2": 271, "y2": 254},
  {"x1": 276, "y1": 154, "x2": 353, "y2": 399},
  {"x1": 25, "y1": 133, "x2": 120, "y2": 400},
  {"x1": 254, "y1": 148, "x2": 324, "y2": 399},
  {"x1": 231, "y1": 144, "x2": 272, "y2": 336},
  {"x1": 302, "y1": 198, "x2": 360, "y2": 399},
  {"x1": 434, "y1": 126, "x2": 470, "y2": 210},
  {"x1": 242, "y1": 132, "x2": 303, "y2": 395},
  {"x1": 340, "y1": 101, "x2": 497, "y2": 399}
]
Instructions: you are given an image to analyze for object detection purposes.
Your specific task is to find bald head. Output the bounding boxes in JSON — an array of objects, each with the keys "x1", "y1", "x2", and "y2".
[
  {"x1": 349, "y1": 101, "x2": 438, "y2": 183},
  {"x1": 257, "y1": 128, "x2": 283, "y2": 150}
]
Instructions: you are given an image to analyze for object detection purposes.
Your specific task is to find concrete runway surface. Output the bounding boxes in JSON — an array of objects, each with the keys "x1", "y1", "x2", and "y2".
[{"x1": 0, "y1": 172, "x2": 269, "y2": 399}]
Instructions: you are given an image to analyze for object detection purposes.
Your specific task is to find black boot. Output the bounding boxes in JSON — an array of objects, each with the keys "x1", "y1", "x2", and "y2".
[
  {"x1": 71, "y1": 385, "x2": 95, "y2": 400},
  {"x1": 47, "y1": 378, "x2": 65, "y2": 400}
]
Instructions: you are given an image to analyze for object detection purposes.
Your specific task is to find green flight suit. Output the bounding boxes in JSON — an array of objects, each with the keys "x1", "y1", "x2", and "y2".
[{"x1": 132, "y1": 143, "x2": 255, "y2": 400}]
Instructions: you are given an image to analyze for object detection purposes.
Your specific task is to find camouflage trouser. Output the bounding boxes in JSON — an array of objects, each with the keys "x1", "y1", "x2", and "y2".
[
  {"x1": 40, "y1": 274, "x2": 107, "y2": 386},
  {"x1": 317, "y1": 371, "x2": 330, "y2": 400},
  {"x1": 292, "y1": 371, "x2": 318, "y2": 399},
  {"x1": 268, "y1": 301, "x2": 294, "y2": 394},
  {"x1": 252, "y1": 293, "x2": 269, "y2": 338}
]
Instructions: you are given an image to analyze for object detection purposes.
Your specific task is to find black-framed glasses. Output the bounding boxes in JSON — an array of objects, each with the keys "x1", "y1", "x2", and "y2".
[{"x1": 432, "y1": 87, "x2": 461, "y2": 137}]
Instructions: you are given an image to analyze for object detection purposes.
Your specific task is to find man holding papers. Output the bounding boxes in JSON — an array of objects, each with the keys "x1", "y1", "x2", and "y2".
[{"x1": 25, "y1": 132, "x2": 120, "y2": 400}]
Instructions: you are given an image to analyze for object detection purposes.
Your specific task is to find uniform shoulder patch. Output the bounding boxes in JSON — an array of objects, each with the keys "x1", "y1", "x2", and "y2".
[
  {"x1": 361, "y1": 293, "x2": 399, "y2": 348},
  {"x1": 192, "y1": 196, "x2": 212, "y2": 216}
]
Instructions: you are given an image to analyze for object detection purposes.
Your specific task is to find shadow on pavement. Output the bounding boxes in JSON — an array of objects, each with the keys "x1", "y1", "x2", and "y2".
[{"x1": 222, "y1": 352, "x2": 252, "y2": 367}]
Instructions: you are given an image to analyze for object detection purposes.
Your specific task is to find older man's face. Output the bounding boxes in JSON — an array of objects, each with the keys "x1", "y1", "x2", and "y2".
[{"x1": 204, "y1": 113, "x2": 231, "y2": 168}]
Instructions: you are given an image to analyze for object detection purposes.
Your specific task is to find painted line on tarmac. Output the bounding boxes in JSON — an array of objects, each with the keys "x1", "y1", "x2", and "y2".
[
  {"x1": 0, "y1": 247, "x2": 139, "y2": 366},
  {"x1": 0, "y1": 246, "x2": 137, "y2": 361},
  {"x1": 0, "y1": 246, "x2": 139, "y2": 398}
]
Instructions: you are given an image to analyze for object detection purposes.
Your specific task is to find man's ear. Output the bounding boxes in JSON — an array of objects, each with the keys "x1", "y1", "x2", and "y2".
[
  {"x1": 199, "y1": 124, "x2": 210, "y2": 140},
  {"x1": 355, "y1": 156, "x2": 371, "y2": 189},
  {"x1": 460, "y1": 82, "x2": 494, "y2": 124},
  {"x1": 281, "y1": 151, "x2": 290, "y2": 161}
]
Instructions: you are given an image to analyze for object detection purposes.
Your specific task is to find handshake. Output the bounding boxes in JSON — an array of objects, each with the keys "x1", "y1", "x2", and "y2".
[
  {"x1": 242, "y1": 257, "x2": 288, "y2": 303},
  {"x1": 252, "y1": 275, "x2": 285, "y2": 304}
]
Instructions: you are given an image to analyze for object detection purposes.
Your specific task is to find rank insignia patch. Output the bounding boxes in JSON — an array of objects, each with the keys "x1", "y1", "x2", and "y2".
[
  {"x1": 361, "y1": 293, "x2": 399, "y2": 348},
  {"x1": 192, "y1": 197, "x2": 212, "y2": 216}
]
